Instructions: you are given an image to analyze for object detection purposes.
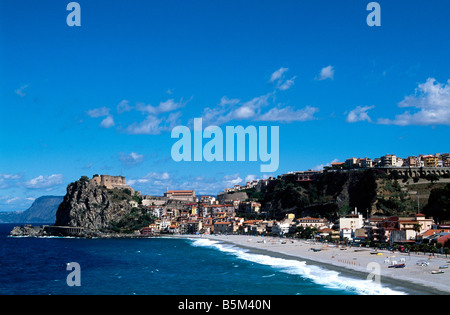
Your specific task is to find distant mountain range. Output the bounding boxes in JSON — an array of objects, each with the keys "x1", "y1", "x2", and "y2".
[{"x1": 0, "y1": 196, "x2": 63, "y2": 223}]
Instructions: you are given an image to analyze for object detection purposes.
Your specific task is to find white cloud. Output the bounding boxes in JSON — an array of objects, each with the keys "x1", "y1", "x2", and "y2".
[
  {"x1": 269, "y1": 67, "x2": 289, "y2": 83},
  {"x1": 15, "y1": 84, "x2": 29, "y2": 98},
  {"x1": 87, "y1": 107, "x2": 110, "y2": 118},
  {"x1": 25, "y1": 174, "x2": 64, "y2": 189},
  {"x1": 144, "y1": 172, "x2": 170, "y2": 180},
  {"x1": 198, "y1": 68, "x2": 317, "y2": 124},
  {"x1": 166, "y1": 111, "x2": 182, "y2": 128},
  {"x1": 201, "y1": 91, "x2": 319, "y2": 125},
  {"x1": 0, "y1": 195, "x2": 36, "y2": 210},
  {"x1": 234, "y1": 94, "x2": 271, "y2": 118},
  {"x1": 124, "y1": 111, "x2": 181, "y2": 135},
  {"x1": 137, "y1": 99, "x2": 186, "y2": 115},
  {"x1": 245, "y1": 174, "x2": 257, "y2": 182},
  {"x1": 201, "y1": 93, "x2": 273, "y2": 125},
  {"x1": 100, "y1": 116, "x2": 115, "y2": 128},
  {"x1": 117, "y1": 100, "x2": 132, "y2": 114},
  {"x1": 316, "y1": 65, "x2": 334, "y2": 80},
  {"x1": 87, "y1": 107, "x2": 116, "y2": 129},
  {"x1": 269, "y1": 67, "x2": 296, "y2": 91},
  {"x1": 123, "y1": 98, "x2": 185, "y2": 134},
  {"x1": 277, "y1": 76, "x2": 297, "y2": 91},
  {"x1": 0, "y1": 173, "x2": 22, "y2": 189},
  {"x1": 256, "y1": 106, "x2": 319, "y2": 123},
  {"x1": 119, "y1": 152, "x2": 145, "y2": 165},
  {"x1": 222, "y1": 174, "x2": 243, "y2": 187},
  {"x1": 127, "y1": 172, "x2": 172, "y2": 191},
  {"x1": 346, "y1": 105, "x2": 375, "y2": 123},
  {"x1": 219, "y1": 96, "x2": 240, "y2": 107},
  {"x1": 378, "y1": 78, "x2": 450, "y2": 126},
  {"x1": 233, "y1": 105, "x2": 256, "y2": 120},
  {"x1": 6, "y1": 197, "x2": 20, "y2": 204},
  {"x1": 159, "y1": 99, "x2": 185, "y2": 113},
  {"x1": 0, "y1": 174, "x2": 21, "y2": 180},
  {"x1": 125, "y1": 116, "x2": 163, "y2": 135}
]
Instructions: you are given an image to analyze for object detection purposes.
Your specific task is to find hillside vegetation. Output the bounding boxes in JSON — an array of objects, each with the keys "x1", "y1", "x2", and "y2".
[{"x1": 249, "y1": 170, "x2": 448, "y2": 220}]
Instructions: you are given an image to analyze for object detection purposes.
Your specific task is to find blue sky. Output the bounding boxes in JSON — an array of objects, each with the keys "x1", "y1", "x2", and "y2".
[{"x1": 1, "y1": 0, "x2": 449, "y2": 211}]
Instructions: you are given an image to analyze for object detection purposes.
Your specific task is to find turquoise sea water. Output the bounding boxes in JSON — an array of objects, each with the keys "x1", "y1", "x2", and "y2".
[{"x1": 0, "y1": 224, "x2": 405, "y2": 295}]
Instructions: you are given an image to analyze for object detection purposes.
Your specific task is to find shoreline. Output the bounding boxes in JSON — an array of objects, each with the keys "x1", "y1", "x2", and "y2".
[
  {"x1": 179, "y1": 234, "x2": 450, "y2": 295},
  {"x1": 5, "y1": 224, "x2": 449, "y2": 295}
]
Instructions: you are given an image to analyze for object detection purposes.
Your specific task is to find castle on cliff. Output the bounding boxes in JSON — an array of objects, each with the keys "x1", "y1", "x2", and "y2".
[{"x1": 90, "y1": 175, "x2": 137, "y2": 195}]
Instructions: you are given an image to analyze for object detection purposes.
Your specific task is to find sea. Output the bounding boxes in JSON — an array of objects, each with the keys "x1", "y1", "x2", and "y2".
[{"x1": 0, "y1": 223, "x2": 406, "y2": 295}]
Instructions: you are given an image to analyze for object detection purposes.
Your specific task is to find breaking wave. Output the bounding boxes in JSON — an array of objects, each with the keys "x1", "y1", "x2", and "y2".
[{"x1": 189, "y1": 238, "x2": 406, "y2": 295}]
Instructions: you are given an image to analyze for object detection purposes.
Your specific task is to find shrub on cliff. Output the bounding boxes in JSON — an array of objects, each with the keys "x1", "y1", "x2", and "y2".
[
  {"x1": 423, "y1": 183, "x2": 450, "y2": 222},
  {"x1": 109, "y1": 207, "x2": 156, "y2": 233}
]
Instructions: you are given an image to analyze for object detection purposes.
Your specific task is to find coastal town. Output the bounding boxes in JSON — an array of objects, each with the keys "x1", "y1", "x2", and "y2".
[
  {"x1": 95, "y1": 152, "x2": 450, "y2": 254},
  {"x1": 8, "y1": 152, "x2": 450, "y2": 295}
]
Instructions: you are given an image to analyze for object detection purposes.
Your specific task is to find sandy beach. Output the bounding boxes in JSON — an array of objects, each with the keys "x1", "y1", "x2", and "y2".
[{"x1": 182, "y1": 234, "x2": 450, "y2": 295}]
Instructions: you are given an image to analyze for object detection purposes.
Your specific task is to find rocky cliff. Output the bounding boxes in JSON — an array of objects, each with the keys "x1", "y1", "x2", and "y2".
[
  {"x1": 54, "y1": 177, "x2": 135, "y2": 232},
  {"x1": 258, "y1": 169, "x2": 447, "y2": 220}
]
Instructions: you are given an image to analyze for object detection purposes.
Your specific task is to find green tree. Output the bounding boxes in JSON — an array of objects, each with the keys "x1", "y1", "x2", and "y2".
[
  {"x1": 303, "y1": 226, "x2": 317, "y2": 239},
  {"x1": 423, "y1": 184, "x2": 450, "y2": 222},
  {"x1": 79, "y1": 176, "x2": 89, "y2": 182},
  {"x1": 294, "y1": 226, "x2": 305, "y2": 238},
  {"x1": 348, "y1": 170, "x2": 377, "y2": 215},
  {"x1": 426, "y1": 174, "x2": 440, "y2": 183}
]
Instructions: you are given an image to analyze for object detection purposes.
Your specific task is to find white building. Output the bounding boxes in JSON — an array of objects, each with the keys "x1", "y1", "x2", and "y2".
[
  {"x1": 339, "y1": 210, "x2": 364, "y2": 240},
  {"x1": 340, "y1": 213, "x2": 364, "y2": 231},
  {"x1": 340, "y1": 228, "x2": 352, "y2": 241},
  {"x1": 272, "y1": 220, "x2": 292, "y2": 236},
  {"x1": 296, "y1": 217, "x2": 329, "y2": 229}
]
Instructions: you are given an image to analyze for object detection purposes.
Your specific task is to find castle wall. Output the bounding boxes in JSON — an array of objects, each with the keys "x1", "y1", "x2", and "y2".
[{"x1": 92, "y1": 175, "x2": 127, "y2": 189}]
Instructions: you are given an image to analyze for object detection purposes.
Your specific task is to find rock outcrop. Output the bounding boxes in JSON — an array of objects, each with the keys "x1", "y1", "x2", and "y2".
[
  {"x1": 54, "y1": 177, "x2": 135, "y2": 232},
  {"x1": 10, "y1": 225, "x2": 45, "y2": 237}
]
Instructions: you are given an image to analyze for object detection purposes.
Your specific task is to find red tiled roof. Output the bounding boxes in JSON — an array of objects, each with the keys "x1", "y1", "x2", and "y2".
[{"x1": 422, "y1": 229, "x2": 450, "y2": 237}]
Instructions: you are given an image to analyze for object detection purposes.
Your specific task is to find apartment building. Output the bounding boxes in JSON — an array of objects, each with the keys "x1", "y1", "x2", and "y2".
[{"x1": 423, "y1": 155, "x2": 439, "y2": 167}]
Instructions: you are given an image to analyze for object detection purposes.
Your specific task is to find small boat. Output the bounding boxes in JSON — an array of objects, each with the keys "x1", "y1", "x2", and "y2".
[
  {"x1": 439, "y1": 265, "x2": 448, "y2": 269},
  {"x1": 388, "y1": 263, "x2": 406, "y2": 269},
  {"x1": 432, "y1": 270, "x2": 444, "y2": 274},
  {"x1": 311, "y1": 248, "x2": 321, "y2": 252},
  {"x1": 370, "y1": 252, "x2": 383, "y2": 255}
]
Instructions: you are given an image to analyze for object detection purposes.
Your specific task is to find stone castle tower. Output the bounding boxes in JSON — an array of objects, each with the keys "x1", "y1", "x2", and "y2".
[{"x1": 91, "y1": 175, "x2": 127, "y2": 189}]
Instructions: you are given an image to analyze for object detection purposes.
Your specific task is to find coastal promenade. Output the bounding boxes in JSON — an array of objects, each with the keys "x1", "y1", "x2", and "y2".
[{"x1": 185, "y1": 234, "x2": 450, "y2": 295}]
